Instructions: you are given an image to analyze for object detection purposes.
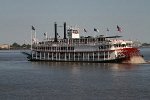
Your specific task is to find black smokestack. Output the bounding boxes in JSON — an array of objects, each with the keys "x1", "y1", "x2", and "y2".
[
  {"x1": 64, "y1": 22, "x2": 66, "y2": 39},
  {"x1": 54, "y1": 22, "x2": 58, "y2": 42}
]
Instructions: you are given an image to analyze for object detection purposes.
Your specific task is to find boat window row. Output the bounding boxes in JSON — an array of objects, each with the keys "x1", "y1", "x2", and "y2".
[
  {"x1": 34, "y1": 46, "x2": 74, "y2": 51},
  {"x1": 38, "y1": 38, "x2": 108, "y2": 45},
  {"x1": 33, "y1": 51, "x2": 111, "y2": 61},
  {"x1": 99, "y1": 45, "x2": 111, "y2": 49},
  {"x1": 66, "y1": 38, "x2": 106, "y2": 43},
  {"x1": 113, "y1": 44, "x2": 126, "y2": 48}
]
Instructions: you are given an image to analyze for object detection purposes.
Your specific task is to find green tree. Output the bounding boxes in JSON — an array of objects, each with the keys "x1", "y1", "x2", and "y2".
[{"x1": 11, "y1": 42, "x2": 21, "y2": 49}]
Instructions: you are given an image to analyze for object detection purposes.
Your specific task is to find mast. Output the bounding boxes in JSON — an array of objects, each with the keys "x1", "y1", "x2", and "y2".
[
  {"x1": 31, "y1": 25, "x2": 37, "y2": 50},
  {"x1": 31, "y1": 30, "x2": 32, "y2": 51}
]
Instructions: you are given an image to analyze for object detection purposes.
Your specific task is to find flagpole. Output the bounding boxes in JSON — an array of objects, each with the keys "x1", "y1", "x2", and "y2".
[
  {"x1": 31, "y1": 30, "x2": 33, "y2": 51},
  {"x1": 35, "y1": 30, "x2": 36, "y2": 44},
  {"x1": 106, "y1": 28, "x2": 109, "y2": 37}
]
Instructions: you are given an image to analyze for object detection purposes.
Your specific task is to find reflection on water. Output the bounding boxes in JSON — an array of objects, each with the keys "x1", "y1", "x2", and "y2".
[{"x1": 32, "y1": 61, "x2": 137, "y2": 71}]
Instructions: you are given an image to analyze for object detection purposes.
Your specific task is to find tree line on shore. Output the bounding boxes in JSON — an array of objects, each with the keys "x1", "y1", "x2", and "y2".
[
  {"x1": 10, "y1": 42, "x2": 31, "y2": 50},
  {"x1": 141, "y1": 43, "x2": 150, "y2": 47}
]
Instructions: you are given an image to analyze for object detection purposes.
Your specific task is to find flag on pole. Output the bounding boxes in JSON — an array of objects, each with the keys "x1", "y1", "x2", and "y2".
[
  {"x1": 44, "y1": 32, "x2": 47, "y2": 38},
  {"x1": 117, "y1": 25, "x2": 121, "y2": 32},
  {"x1": 32, "y1": 26, "x2": 35, "y2": 30},
  {"x1": 44, "y1": 33, "x2": 46, "y2": 36},
  {"x1": 57, "y1": 33, "x2": 60, "y2": 38},
  {"x1": 84, "y1": 29, "x2": 87, "y2": 33},
  {"x1": 94, "y1": 28, "x2": 99, "y2": 32},
  {"x1": 107, "y1": 28, "x2": 109, "y2": 32}
]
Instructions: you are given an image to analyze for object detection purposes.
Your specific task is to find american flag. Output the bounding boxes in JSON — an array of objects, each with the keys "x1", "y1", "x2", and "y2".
[{"x1": 117, "y1": 25, "x2": 121, "y2": 32}]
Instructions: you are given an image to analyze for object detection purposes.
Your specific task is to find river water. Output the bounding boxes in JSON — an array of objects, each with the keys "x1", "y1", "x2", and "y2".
[{"x1": 0, "y1": 48, "x2": 150, "y2": 100}]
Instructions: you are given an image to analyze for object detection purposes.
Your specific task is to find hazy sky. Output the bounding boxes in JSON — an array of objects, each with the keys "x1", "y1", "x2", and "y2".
[{"x1": 0, "y1": 0, "x2": 150, "y2": 44}]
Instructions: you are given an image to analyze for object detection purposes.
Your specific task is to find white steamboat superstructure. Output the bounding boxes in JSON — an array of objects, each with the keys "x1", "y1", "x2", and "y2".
[{"x1": 28, "y1": 22, "x2": 141, "y2": 63}]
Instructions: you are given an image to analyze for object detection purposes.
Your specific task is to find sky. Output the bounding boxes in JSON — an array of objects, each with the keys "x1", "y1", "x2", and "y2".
[{"x1": 0, "y1": 0, "x2": 150, "y2": 44}]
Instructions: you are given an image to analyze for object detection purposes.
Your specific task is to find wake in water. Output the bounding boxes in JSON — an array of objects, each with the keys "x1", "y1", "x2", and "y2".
[{"x1": 123, "y1": 56, "x2": 146, "y2": 64}]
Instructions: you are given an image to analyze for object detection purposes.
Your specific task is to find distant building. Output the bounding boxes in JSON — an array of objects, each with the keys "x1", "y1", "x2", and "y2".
[{"x1": 0, "y1": 44, "x2": 10, "y2": 49}]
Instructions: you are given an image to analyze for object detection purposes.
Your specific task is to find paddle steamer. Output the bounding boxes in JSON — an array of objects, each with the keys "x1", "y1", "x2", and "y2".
[{"x1": 28, "y1": 22, "x2": 141, "y2": 63}]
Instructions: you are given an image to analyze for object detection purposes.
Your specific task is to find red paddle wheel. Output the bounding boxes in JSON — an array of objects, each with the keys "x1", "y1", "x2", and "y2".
[{"x1": 116, "y1": 47, "x2": 141, "y2": 62}]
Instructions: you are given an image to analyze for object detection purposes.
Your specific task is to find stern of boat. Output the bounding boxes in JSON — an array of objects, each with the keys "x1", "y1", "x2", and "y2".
[{"x1": 116, "y1": 47, "x2": 143, "y2": 63}]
